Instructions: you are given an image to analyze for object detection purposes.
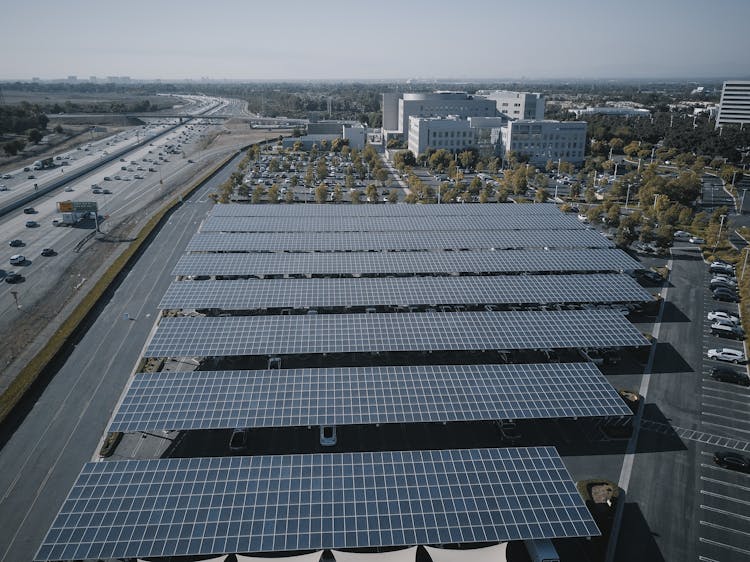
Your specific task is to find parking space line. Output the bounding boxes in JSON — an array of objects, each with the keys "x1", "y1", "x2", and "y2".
[
  {"x1": 701, "y1": 505, "x2": 750, "y2": 522},
  {"x1": 700, "y1": 520, "x2": 750, "y2": 537},
  {"x1": 701, "y1": 463, "x2": 750, "y2": 477},
  {"x1": 702, "y1": 383, "x2": 750, "y2": 396},
  {"x1": 699, "y1": 537, "x2": 750, "y2": 555},
  {"x1": 701, "y1": 490, "x2": 750, "y2": 506},
  {"x1": 701, "y1": 411, "x2": 750, "y2": 424},
  {"x1": 701, "y1": 476, "x2": 750, "y2": 492},
  {"x1": 703, "y1": 420, "x2": 750, "y2": 435},
  {"x1": 702, "y1": 401, "x2": 750, "y2": 414},
  {"x1": 698, "y1": 556, "x2": 721, "y2": 562},
  {"x1": 702, "y1": 394, "x2": 750, "y2": 407}
]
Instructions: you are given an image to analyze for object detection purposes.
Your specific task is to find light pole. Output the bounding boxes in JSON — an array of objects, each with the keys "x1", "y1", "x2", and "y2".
[
  {"x1": 625, "y1": 183, "x2": 631, "y2": 209},
  {"x1": 713, "y1": 213, "x2": 727, "y2": 253}
]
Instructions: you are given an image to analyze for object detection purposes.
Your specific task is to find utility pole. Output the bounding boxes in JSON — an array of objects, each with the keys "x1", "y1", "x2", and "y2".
[
  {"x1": 625, "y1": 183, "x2": 631, "y2": 208},
  {"x1": 713, "y1": 214, "x2": 727, "y2": 253}
]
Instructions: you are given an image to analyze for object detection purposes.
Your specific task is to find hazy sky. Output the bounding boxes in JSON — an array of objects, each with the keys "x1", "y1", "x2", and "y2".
[{"x1": 2, "y1": 0, "x2": 749, "y2": 80}]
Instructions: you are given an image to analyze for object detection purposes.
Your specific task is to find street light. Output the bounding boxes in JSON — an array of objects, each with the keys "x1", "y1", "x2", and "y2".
[{"x1": 713, "y1": 213, "x2": 727, "y2": 253}]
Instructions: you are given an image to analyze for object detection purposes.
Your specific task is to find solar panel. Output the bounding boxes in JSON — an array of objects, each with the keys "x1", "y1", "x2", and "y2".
[
  {"x1": 200, "y1": 214, "x2": 584, "y2": 232},
  {"x1": 210, "y1": 202, "x2": 566, "y2": 217},
  {"x1": 35, "y1": 447, "x2": 599, "y2": 561},
  {"x1": 143, "y1": 309, "x2": 649, "y2": 358},
  {"x1": 186, "y1": 230, "x2": 613, "y2": 252},
  {"x1": 172, "y1": 249, "x2": 641, "y2": 277},
  {"x1": 158, "y1": 274, "x2": 652, "y2": 311},
  {"x1": 109, "y1": 363, "x2": 632, "y2": 432}
]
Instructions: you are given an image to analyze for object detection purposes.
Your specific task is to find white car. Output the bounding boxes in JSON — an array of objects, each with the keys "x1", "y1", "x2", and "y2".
[
  {"x1": 707, "y1": 348, "x2": 746, "y2": 363},
  {"x1": 9, "y1": 254, "x2": 25, "y2": 265},
  {"x1": 708, "y1": 310, "x2": 740, "y2": 324},
  {"x1": 577, "y1": 214, "x2": 589, "y2": 223},
  {"x1": 689, "y1": 237, "x2": 706, "y2": 244},
  {"x1": 674, "y1": 230, "x2": 692, "y2": 240}
]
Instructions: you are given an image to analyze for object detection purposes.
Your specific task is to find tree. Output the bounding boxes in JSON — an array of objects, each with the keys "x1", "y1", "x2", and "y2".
[
  {"x1": 333, "y1": 184, "x2": 343, "y2": 203},
  {"x1": 3, "y1": 139, "x2": 25, "y2": 156},
  {"x1": 268, "y1": 158, "x2": 280, "y2": 173},
  {"x1": 545, "y1": 160, "x2": 556, "y2": 173},
  {"x1": 569, "y1": 182, "x2": 581, "y2": 200},
  {"x1": 252, "y1": 185, "x2": 266, "y2": 203},
  {"x1": 315, "y1": 184, "x2": 328, "y2": 204},
  {"x1": 393, "y1": 150, "x2": 416, "y2": 171},
  {"x1": 374, "y1": 167, "x2": 389, "y2": 186},
  {"x1": 479, "y1": 188, "x2": 490, "y2": 203},
  {"x1": 535, "y1": 188, "x2": 549, "y2": 203},
  {"x1": 458, "y1": 150, "x2": 476, "y2": 170},
  {"x1": 349, "y1": 188, "x2": 362, "y2": 204},
  {"x1": 584, "y1": 186, "x2": 597, "y2": 203},
  {"x1": 27, "y1": 128, "x2": 43, "y2": 144},
  {"x1": 267, "y1": 184, "x2": 280, "y2": 203},
  {"x1": 316, "y1": 159, "x2": 328, "y2": 180},
  {"x1": 388, "y1": 189, "x2": 399, "y2": 203},
  {"x1": 293, "y1": 141, "x2": 303, "y2": 152},
  {"x1": 54, "y1": 124, "x2": 64, "y2": 134},
  {"x1": 365, "y1": 184, "x2": 378, "y2": 202},
  {"x1": 285, "y1": 189, "x2": 295, "y2": 203}
]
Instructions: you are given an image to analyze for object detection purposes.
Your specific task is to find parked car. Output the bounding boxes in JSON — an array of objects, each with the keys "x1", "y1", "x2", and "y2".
[
  {"x1": 40, "y1": 248, "x2": 56, "y2": 257},
  {"x1": 712, "y1": 288, "x2": 739, "y2": 302},
  {"x1": 9, "y1": 254, "x2": 25, "y2": 265},
  {"x1": 707, "y1": 348, "x2": 746, "y2": 363},
  {"x1": 711, "y1": 322, "x2": 745, "y2": 339},
  {"x1": 673, "y1": 230, "x2": 692, "y2": 240},
  {"x1": 710, "y1": 279, "x2": 737, "y2": 291},
  {"x1": 4, "y1": 272, "x2": 24, "y2": 284},
  {"x1": 713, "y1": 451, "x2": 750, "y2": 472},
  {"x1": 710, "y1": 262, "x2": 735, "y2": 275},
  {"x1": 689, "y1": 236, "x2": 706, "y2": 244},
  {"x1": 707, "y1": 310, "x2": 740, "y2": 324},
  {"x1": 710, "y1": 367, "x2": 750, "y2": 386}
]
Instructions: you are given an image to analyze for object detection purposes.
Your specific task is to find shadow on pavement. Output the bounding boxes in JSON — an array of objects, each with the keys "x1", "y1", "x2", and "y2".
[
  {"x1": 650, "y1": 342, "x2": 695, "y2": 373},
  {"x1": 614, "y1": 502, "x2": 666, "y2": 562},
  {"x1": 660, "y1": 301, "x2": 692, "y2": 323}
]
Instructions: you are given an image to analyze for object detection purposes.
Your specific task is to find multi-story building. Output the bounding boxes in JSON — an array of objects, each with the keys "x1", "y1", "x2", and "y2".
[
  {"x1": 569, "y1": 107, "x2": 650, "y2": 118},
  {"x1": 382, "y1": 92, "x2": 497, "y2": 142},
  {"x1": 476, "y1": 90, "x2": 546, "y2": 120},
  {"x1": 716, "y1": 80, "x2": 750, "y2": 128},
  {"x1": 500, "y1": 120, "x2": 587, "y2": 165},
  {"x1": 407, "y1": 115, "x2": 510, "y2": 157}
]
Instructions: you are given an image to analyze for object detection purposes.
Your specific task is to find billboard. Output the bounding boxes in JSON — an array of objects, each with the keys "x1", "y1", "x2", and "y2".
[{"x1": 57, "y1": 201, "x2": 98, "y2": 213}]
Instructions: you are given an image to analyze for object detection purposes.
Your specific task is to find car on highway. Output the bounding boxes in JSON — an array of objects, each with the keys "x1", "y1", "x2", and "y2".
[
  {"x1": 4, "y1": 272, "x2": 24, "y2": 284},
  {"x1": 25, "y1": 220, "x2": 38, "y2": 228},
  {"x1": 9, "y1": 254, "x2": 25, "y2": 265},
  {"x1": 92, "y1": 188, "x2": 102, "y2": 194},
  {"x1": 688, "y1": 236, "x2": 706, "y2": 244},
  {"x1": 713, "y1": 451, "x2": 750, "y2": 472},
  {"x1": 23, "y1": 207, "x2": 36, "y2": 214},
  {"x1": 9, "y1": 239, "x2": 23, "y2": 247},
  {"x1": 64, "y1": 187, "x2": 74, "y2": 192},
  {"x1": 710, "y1": 367, "x2": 750, "y2": 386},
  {"x1": 707, "y1": 348, "x2": 745, "y2": 363},
  {"x1": 103, "y1": 176, "x2": 111, "y2": 181},
  {"x1": 708, "y1": 310, "x2": 740, "y2": 324},
  {"x1": 40, "y1": 248, "x2": 56, "y2": 257},
  {"x1": 27, "y1": 174, "x2": 35, "y2": 179},
  {"x1": 1, "y1": 173, "x2": 11, "y2": 179},
  {"x1": 102, "y1": 189, "x2": 112, "y2": 194}
]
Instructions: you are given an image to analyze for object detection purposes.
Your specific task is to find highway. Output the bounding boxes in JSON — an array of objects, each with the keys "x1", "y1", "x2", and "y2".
[{"x1": 0, "y1": 150, "x2": 244, "y2": 562}]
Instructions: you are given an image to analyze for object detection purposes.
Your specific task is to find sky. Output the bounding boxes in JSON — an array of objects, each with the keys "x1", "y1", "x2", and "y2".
[{"x1": 2, "y1": 0, "x2": 749, "y2": 81}]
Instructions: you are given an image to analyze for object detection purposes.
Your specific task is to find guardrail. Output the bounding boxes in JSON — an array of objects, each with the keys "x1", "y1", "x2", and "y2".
[{"x1": 0, "y1": 120, "x2": 188, "y2": 219}]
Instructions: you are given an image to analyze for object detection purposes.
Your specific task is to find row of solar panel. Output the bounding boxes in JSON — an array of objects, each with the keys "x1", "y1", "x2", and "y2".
[
  {"x1": 200, "y1": 214, "x2": 584, "y2": 233},
  {"x1": 144, "y1": 309, "x2": 649, "y2": 358},
  {"x1": 158, "y1": 274, "x2": 651, "y2": 310},
  {"x1": 109, "y1": 363, "x2": 632, "y2": 432},
  {"x1": 172, "y1": 249, "x2": 640, "y2": 276},
  {"x1": 186, "y1": 230, "x2": 613, "y2": 252},
  {"x1": 209, "y1": 202, "x2": 567, "y2": 217},
  {"x1": 35, "y1": 447, "x2": 599, "y2": 561}
]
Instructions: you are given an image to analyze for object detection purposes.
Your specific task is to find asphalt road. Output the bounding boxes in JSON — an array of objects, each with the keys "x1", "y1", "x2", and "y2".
[
  {"x1": 616, "y1": 243, "x2": 750, "y2": 561},
  {"x1": 0, "y1": 150, "x2": 243, "y2": 562}
]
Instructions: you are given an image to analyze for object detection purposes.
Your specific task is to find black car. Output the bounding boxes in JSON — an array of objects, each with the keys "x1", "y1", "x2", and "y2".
[
  {"x1": 713, "y1": 288, "x2": 739, "y2": 302},
  {"x1": 23, "y1": 207, "x2": 36, "y2": 214},
  {"x1": 41, "y1": 248, "x2": 56, "y2": 257},
  {"x1": 4, "y1": 272, "x2": 24, "y2": 284},
  {"x1": 710, "y1": 367, "x2": 750, "y2": 386},
  {"x1": 713, "y1": 451, "x2": 750, "y2": 472},
  {"x1": 9, "y1": 239, "x2": 23, "y2": 247}
]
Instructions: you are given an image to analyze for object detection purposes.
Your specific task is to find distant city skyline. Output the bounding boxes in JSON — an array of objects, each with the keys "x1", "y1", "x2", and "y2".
[{"x1": 2, "y1": 0, "x2": 749, "y2": 81}]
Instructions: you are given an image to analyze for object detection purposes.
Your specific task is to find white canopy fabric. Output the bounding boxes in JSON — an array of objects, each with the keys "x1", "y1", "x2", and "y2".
[
  {"x1": 138, "y1": 554, "x2": 227, "y2": 562},
  {"x1": 424, "y1": 543, "x2": 507, "y2": 562},
  {"x1": 331, "y1": 546, "x2": 418, "y2": 562},
  {"x1": 236, "y1": 552, "x2": 324, "y2": 562}
]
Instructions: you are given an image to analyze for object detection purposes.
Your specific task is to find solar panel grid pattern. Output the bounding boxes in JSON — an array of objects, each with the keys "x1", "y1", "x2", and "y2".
[
  {"x1": 143, "y1": 310, "x2": 648, "y2": 358},
  {"x1": 200, "y1": 215, "x2": 584, "y2": 233},
  {"x1": 210, "y1": 203, "x2": 566, "y2": 217},
  {"x1": 186, "y1": 230, "x2": 613, "y2": 252},
  {"x1": 158, "y1": 274, "x2": 652, "y2": 310},
  {"x1": 109, "y1": 363, "x2": 632, "y2": 432},
  {"x1": 34, "y1": 447, "x2": 599, "y2": 561},
  {"x1": 172, "y1": 249, "x2": 641, "y2": 276}
]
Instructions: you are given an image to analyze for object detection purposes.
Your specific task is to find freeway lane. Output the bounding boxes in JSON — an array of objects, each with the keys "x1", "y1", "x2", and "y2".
[{"x1": 0, "y1": 150, "x2": 243, "y2": 562}]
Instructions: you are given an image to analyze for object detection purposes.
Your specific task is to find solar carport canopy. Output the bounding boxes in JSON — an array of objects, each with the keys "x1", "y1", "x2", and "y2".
[
  {"x1": 158, "y1": 274, "x2": 652, "y2": 311},
  {"x1": 210, "y1": 202, "x2": 567, "y2": 217},
  {"x1": 35, "y1": 447, "x2": 599, "y2": 561},
  {"x1": 186, "y1": 230, "x2": 613, "y2": 252},
  {"x1": 172, "y1": 249, "x2": 641, "y2": 277},
  {"x1": 109, "y1": 363, "x2": 632, "y2": 432},
  {"x1": 200, "y1": 214, "x2": 584, "y2": 233},
  {"x1": 143, "y1": 309, "x2": 649, "y2": 358}
]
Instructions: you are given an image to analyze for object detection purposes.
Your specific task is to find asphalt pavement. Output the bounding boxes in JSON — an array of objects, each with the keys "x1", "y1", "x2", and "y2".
[{"x1": 0, "y1": 150, "x2": 244, "y2": 562}]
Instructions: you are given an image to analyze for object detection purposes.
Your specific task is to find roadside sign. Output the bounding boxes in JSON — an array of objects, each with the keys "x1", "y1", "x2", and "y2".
[
  {"x1": 57, "y1": 201, "x2": 74, "y2": 212},
  {"x1": 57, "y1": 201, "x2": 98, "y2": 212}
]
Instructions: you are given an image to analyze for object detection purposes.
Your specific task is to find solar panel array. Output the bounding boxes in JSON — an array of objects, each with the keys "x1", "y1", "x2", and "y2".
[
  {"x1": 201, "y1": 214, "x2": 584, "y2": 233},
  {"x1": 172, "y1": 249, "x2": 641, "y2": 276},
  {"x1": 159, "y1": 274, "x2": 652, "y2": 311},
  {"x1": 35, "y1": 447, "x2": 599, "y2": 561},
  {"x1": 186, "y1": 230, "x2": 613, "y2": 252},
  {"x1": 109, "y1": 363, "x2": 632, "y2": 432},
  {"x1": 210, "y1": 202, "x2": 566, "y2": 217},
  {"x1": 144, "y1": 310, "x2": 649, "y2": 358}
]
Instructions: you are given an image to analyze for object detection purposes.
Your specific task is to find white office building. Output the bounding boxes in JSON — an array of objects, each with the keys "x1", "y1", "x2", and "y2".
[
  {"x1": 382, "y1": 92, "x2": 497, "y2": 141},
  {"x1": 407, "y1": 116, "x2": 476, "y2": 156},
  {"x1": 500, "y1": 120, "x2": 587, "y2": 166},
  {"x1": 716, "y1": 80, "x2": 750, "y2": 128},
  {"x1": 569, "y1": 107, "x2": 650, "y2": 118},
  {"x1": 476, "y1": 90, "x2": 546, "y2": 120}
]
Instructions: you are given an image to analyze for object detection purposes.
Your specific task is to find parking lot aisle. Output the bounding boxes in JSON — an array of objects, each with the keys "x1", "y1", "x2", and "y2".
[{"x1": 697, "y1": 450, "x2": 750, "y2": 561}]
